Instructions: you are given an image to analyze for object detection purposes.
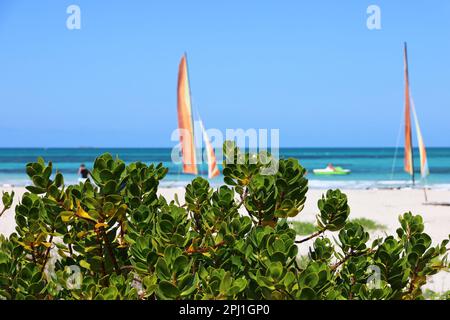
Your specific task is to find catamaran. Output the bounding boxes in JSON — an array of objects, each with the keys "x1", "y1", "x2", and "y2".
[
  {"x1": 402, "y1": 42, "x2": 429, "y2": 187},
  {"x1": 177, "y1": 54, "x2": 220, "y2": 179},
  {"x1": 402, "y1": 45, "x2": 450, "y2": 206}
]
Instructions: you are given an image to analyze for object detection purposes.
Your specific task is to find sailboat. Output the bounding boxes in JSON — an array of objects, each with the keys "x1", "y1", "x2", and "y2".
[
  {"x1": 402, "y1": 42, "x2": 429, "y2": 188},
  {"x1": 176, "y1": 53, "x2": 220, "y2": 179}
]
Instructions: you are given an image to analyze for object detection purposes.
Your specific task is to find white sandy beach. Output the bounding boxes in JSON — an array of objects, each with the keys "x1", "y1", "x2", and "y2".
[{"x1": 1, "y1": 186, "x2": 449, "y2": 292}]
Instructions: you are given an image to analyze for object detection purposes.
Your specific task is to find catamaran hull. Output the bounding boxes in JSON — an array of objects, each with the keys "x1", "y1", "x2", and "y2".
[{"x1": 312, "y1": 169, "x2": 351, "y2": 175}]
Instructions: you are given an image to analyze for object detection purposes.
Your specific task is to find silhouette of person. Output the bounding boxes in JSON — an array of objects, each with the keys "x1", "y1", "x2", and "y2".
[{"x1": 78, "y1": 164, "x2": 90, "y2": 180}]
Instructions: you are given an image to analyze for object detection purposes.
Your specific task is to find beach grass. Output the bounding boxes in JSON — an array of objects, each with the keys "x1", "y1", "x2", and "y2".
[
  {"x1": 290, "y1": 218, "x2": 386, "y2": 236},
  {"x1": 289, "y1": 221, "x2": 317, "y2": 235},
  {"x1": 351, "y1": 217, "x2": 387, "y2": 230}
]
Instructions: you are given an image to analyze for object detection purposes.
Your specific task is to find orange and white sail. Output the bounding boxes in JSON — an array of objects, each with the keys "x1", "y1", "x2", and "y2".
[
  {"x1": 411, "y1": 97, "x2": 429, "y2": 178},
  {"x1": 403, "y1": 43, "x2": 414, "y2": 178},
  {"x1": 177, "y1": 54, "x2": 198, "y2": 174},
  {"x1": 199, "y1": 121, "x2": 220, "y2": 179}
]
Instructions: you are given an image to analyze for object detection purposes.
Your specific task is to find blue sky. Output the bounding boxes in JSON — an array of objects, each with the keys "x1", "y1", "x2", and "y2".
[{"x1": 0, "y1": 0, "x2": 449, "y2": 147}]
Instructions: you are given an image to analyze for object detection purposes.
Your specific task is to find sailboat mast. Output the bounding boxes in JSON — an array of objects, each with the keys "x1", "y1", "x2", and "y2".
[{"x1": 403, "y1": 42, "x2": 415, "y2": 185}]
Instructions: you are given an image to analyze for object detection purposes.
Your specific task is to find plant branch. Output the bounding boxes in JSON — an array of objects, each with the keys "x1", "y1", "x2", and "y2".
[
  {"x1": 95, "y1": 230, "x2": 107, "y2": 280},
  {"x1": 41, "y1": 229, "x2": 55, "y2": 273},
  {"x1": 295, "y1": 229, "x2": 325, "y2": 244},
  {"x1": 0, "y1": 208, "x2": 7, "y2": 218},
  {"x1": 331, "y1": 248, "x2": 375, "y2": 271},
  {"x1": 101, "y1": 228, "x2": 121, "y2": 275},
  {"x1": 236, "y1": 188, "x2": 248, "y2": 209}
]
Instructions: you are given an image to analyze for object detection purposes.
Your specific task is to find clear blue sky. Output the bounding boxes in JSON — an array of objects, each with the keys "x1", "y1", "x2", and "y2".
[{"x1": 0, "y1": 0, "x2": 449, "y2": 147}]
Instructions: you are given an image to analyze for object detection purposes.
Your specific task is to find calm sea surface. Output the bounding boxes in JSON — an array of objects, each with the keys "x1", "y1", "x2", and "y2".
[{"x1": 0, "y1": 148, "x2": 449, "y2": 189}]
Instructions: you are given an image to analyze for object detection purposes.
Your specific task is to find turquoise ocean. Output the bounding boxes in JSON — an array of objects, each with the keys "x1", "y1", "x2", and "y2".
[{"x1": 0, "y1": 148, "x2": 449, "y2": 189}]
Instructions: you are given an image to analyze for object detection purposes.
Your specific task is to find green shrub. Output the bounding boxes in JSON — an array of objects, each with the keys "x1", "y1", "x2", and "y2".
[
  {"x1": 0, "y1": 142, "x2": 448, "y2": 300},
  {"x1": 0, "y1": 191, "x2": 14, "y2": 218}
]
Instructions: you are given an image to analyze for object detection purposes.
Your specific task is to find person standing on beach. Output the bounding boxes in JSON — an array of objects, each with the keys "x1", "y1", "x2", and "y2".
[{"x1": 78, "y1": 164, "x2": 90, "y2": 182}]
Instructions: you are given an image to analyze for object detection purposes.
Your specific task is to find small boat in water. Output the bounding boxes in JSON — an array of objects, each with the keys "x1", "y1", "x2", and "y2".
[{"x1": 313, "y1": 166, "x2": 351, "y2": 175}]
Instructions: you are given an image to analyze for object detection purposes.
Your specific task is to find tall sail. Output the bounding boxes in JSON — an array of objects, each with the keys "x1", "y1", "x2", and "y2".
[
  {"x1": 403, "y1": 43, "x2": 414, "y2": 182},
  {"x1": 411, "y1": 97, "x2": 429, "y2": 178},
  {"x1": 199, "y1": 121, "x2": 220, "y2": 179},
  {"x1": 177, "y1": 54, "x2": 198, "y2": 174}
]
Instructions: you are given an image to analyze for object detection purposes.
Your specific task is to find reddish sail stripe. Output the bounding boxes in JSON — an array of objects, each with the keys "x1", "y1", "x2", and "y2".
[
  {"x1": 205, "y1": 133, "x2": 220, "y2": 179},
  {"x1": 209, "y1": 150, "x2": 220, "y2": 178},
  {"x1": 200, "y1": 121, "x2": 220, "y2": 179},
  {"x1": 403, "y1": 43, "x2": 414, "y2": 176},
  {"x1": 177, "y1": 55, "x2": 198, "y2": 175}
]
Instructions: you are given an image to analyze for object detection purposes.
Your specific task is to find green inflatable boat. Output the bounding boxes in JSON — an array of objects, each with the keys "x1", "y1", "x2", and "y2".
[{"x1": 313, "y1": 166, "x2": 351, "y2": 175}]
